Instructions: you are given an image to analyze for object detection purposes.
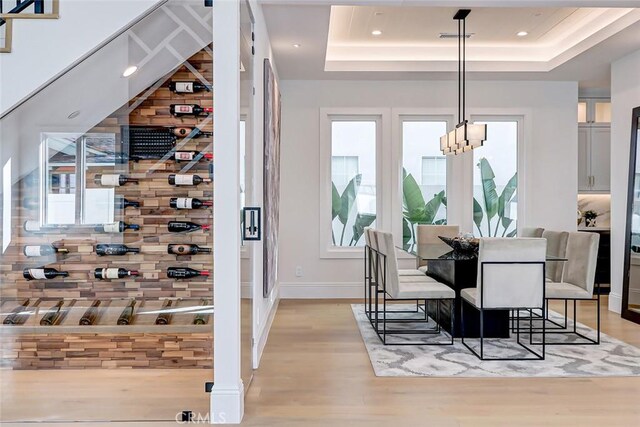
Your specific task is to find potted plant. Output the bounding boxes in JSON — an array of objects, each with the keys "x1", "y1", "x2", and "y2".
[{"x1": 583, "y1": 210, "x2": 599, "y2": 227}]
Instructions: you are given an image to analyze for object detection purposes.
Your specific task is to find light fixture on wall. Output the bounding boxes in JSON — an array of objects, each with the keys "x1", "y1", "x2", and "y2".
[{"x1": 440, "y1": 9, "x2": 486, "y2": 156}]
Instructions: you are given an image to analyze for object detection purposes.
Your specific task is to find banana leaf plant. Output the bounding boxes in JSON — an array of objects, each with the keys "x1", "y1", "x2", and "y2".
[
  {"x1": 331, "y1": 174, "x2": 376, "y2": 246},
  {"x1": 402, "y1": 171, "x2": 447, "y2": 249},
  {"x1": 474, "y1": 158, "x2": 517, "y2": 237}
]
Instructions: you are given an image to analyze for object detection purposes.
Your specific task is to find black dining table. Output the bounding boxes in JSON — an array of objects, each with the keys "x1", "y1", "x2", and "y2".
[{"x1": 401, "y1": 243, "x2": 566, "y2": 338}]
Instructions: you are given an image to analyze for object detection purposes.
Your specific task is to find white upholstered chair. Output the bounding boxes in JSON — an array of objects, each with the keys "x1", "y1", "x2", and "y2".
[
  {"x1": 542, "y1": 230, "x2": 569, "y2": 283},
  {"x1": 369, "y1": 230, "x2": 456, "y2": 345},
  {"x1": 521, "y1": 227, "x2": 545, "y2": 238},
  {"x1": 461, "y1": 238, "x2": 547, "y2": 360},
  {"x1": 545, "y1": 231, "x2": 601, "y2": 344},
  {"x1": 416, "y1": 225, "x2": 460, "y2": 273}
]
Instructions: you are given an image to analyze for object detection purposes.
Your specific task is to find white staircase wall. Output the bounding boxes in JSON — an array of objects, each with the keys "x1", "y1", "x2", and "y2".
[{"x1": 0, "y1": 0, "x2": 162, "y2": 115}]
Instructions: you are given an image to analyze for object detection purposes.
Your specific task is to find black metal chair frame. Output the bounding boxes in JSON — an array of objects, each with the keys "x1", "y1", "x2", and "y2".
[
  {"x1": 510, "y1": 282, "x2": 601, "y2": 345},
  {"x1": 364, "y1": 244, "x2": 454, "y2": 346},
  {"x1": 461, "y1": 261, "x2": 546, "y2": 361}
]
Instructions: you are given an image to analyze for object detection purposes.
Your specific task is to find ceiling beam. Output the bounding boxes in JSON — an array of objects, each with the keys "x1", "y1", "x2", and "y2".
[{"x1": 259, "y1": 1, "x2": 640, "y2": 7}]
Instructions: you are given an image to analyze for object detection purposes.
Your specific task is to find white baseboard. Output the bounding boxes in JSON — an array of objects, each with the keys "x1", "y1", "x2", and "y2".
[
  {"x1": 608, "y1": 292, "x2": 622, "y2": 313},
  {"x1": 210, "y1": 382, "x2": 244, "y2": 424},
  {"x1": 254, "y1": 290, "x2": 279, "y2": 369},
  {"x1": 279, "y1": 282, "x2": 362, "y2": 299}
]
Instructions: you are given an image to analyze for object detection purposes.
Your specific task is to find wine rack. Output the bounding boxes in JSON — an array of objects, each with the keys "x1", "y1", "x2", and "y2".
[
  {"x1": 0, "y1": 48, "x2": 214, "y2": 370},
  {"x1": 1, "y1": 298, "x2": 212, "y2": 332}
]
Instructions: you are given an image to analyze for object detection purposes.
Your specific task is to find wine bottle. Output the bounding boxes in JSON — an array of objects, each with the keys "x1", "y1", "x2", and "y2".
[
  {"x1": 3, "y1": 299, "x2": 38, "y2": 325},
  {"x1": 169, "y1": 81, "x2": 211, "y2": 93},
  {"x1": 23, "y1": 221, "x2": 69, "y2": 233},
  {"x1": 117, "y1": 299, "x2": 137, "y2": 325},
  {"x1": 169, "y1": 104, "x2": 213, "y2": 117},
  {"x1": 170, "y1": 127, "x2": 212, "y2": 139},
  {"x1": 193, "y1": 299, "x2": 210, "y2": 325},
  {"x1": 169, "y1": 198, "x2": 212, "y2": 210},
  {"x1": 79, "y1": 300, "x2": 101, "y2": 326},
  {"x1": 23, "y1": 268, "x2": 69, "y2": 280},
  {"x1": 167, "y1": 221, "x2": 210, "y2": 233},
  {"x1": 168, "y1": 174, "x2": 211, "y2": 186},
  {"x1": 93, "y1": 174, "x2": 138, "y2": 186},
  {"x1": 115, "y1": 196, "x2": 140, "y2": 210},
  {"x1": 168, "y1": 244, "x2": 212, "y2": 255},
  {"x1": 23, "y1": 244, "x2": 69, "y2": 257},
  {"x1": 167, "y1": 267, "x2": 210, "y2": 279},
  {"x1": 95, "y1": 244, "x2": 140, "y2": 256},
  {"x1": 94, "y1": 268, "x2": 139, "y2": 280},
  {"x1": 155, "y1": 300, "x2": 174, "y2": 325},
  {"x1": 171, "y1": 151, "x2": 213, "y2": 162},
  {"x1": 94, "y1": 221, "x2": 140, "y2": 233},
  {"x1": 39, "y1": 300, "x2": 64, "y2": 326}
]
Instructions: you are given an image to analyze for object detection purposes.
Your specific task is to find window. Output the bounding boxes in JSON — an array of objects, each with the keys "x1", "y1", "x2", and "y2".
[
  {"x1": 43, "y1": 133, "x2": 116, "y2": 226},
  {"x1": 330, "y1": 120, "x2": 377, "y2": 247},
  {"x1": 402, "y1": 120, "x2": 448, "y2": 247},
  {"x1": 472, "y1": 120, "x2": 519, "y2": 237}
]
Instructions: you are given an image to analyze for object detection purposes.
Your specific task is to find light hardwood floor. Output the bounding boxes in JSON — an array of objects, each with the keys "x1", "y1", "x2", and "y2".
[{"x1": 2, "y1": 297, "x2": 640, "y2": 426}]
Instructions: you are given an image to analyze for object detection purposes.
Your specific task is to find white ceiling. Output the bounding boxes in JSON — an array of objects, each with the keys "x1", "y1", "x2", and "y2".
[{"x1": 262, "y1": 2, "x2": 640, "y2": 90}]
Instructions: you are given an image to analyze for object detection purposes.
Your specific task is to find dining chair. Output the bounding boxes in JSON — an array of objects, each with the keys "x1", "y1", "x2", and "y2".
[
  {"x1": 416, "y1": 225, "x2": 460, "y2": 273},
  {"x1": 521, "y1": 227, "x2": 544, "y2": 238},
  {"x1": 510, "y1": 230, "x2": 568, "y2": 332},
  {"x1": 461, "y1": 238, "x2": 547, "y2": 360},
  {"x1": 364, "y1": 228, "x2": 424, "y2": 322},
  {"x1": 542, "y1": 230, "x2": 569, "y2": 282},
  {"x1": 369, "y1": 230, "x2": 455, "y2": 345},
  {"x1": 544, "y1": 231, "x2": 601, "y2": 345}
]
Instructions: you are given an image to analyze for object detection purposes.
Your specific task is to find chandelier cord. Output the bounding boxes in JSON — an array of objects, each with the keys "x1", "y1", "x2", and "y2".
[{"x1": 463, "y1": 16, "x2": 466, "y2": 123}]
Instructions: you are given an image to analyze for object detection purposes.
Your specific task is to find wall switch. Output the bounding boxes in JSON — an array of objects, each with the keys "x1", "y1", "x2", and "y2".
[{"x1": 295, "y1": 266, "x2": 303, "y2": 277}]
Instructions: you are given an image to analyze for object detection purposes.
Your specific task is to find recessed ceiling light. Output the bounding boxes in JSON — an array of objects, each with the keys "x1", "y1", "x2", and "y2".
[
  {"x1": 371, "y1": 30, "x2": 382, "y2": 36},
  {"x1": 122, "y1": 65, "x2": 138, "y2": 77},
  {"x1": 293, "y1": 43, "x2": 301, "y2": 48},
  {"x1": 517, "y1": 31, "x2": 528, "y2": 37},
  {"x1": 67, "y1": 110, "x2": 80, "y2": 120}
]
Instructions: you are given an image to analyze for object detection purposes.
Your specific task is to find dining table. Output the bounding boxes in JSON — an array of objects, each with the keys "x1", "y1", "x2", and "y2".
[{"x1": 401, "y1": 242, "x2": 567, "y2": 338}]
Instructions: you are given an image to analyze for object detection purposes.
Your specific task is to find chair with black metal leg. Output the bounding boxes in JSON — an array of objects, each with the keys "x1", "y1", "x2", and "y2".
[
  {"x1": 544, "y1": 231, "x2": 601, "y2": 345},
  {"x1": 461, "y1": 238, "x2": 547, "y2": 361},
  {"x1": 370, "y1": 230, "x2": 456, "y2": 345},
  {"x1": 415, "y1": 225, "x2": 460, "y2": 274}
]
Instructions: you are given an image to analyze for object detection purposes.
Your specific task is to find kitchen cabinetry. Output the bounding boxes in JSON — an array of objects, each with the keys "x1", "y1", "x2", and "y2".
[{"x1": 578, "y1": 98, "x2": 611, "y2": 193}]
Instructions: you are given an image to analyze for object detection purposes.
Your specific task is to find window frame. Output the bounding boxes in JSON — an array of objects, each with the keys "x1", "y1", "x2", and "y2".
[
  {"x1": 39, "y1": 132, "x2": 117, "y2": 227},
  {"x1": 319, "y1": 109, "x2": 389, "y2": 258},
  {"x1": 392, "y1": 111, "x2": 456, "y2": 249}
]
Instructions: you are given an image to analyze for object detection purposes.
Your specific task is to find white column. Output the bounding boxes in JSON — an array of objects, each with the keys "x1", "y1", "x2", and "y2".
[{"x1": 212, "y1": 0, "x2": 243, "y2": 424}]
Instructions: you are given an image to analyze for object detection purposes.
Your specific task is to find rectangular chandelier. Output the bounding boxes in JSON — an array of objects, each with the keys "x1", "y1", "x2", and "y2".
[{"x1": 440, "y1": 10, "x2": 487, "y2": 156}]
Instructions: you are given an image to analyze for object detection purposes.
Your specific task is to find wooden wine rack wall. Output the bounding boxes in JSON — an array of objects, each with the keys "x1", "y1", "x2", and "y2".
[{"x1": 0, "y1": 48, "x2": 214, "y2": 370}]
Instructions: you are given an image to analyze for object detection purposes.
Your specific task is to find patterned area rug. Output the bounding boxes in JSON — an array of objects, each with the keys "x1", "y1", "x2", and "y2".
[{"x1": 351, "y1": 304, "x2": 640, "y2": 377}]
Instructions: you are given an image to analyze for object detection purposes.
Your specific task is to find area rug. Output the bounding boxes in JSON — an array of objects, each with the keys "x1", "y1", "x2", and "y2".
[{"x1": 351, "y1": 304, "x2": 640, "y2": 377}]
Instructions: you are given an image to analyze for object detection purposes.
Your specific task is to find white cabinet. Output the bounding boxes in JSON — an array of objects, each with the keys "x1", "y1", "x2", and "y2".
[{"x1": 578, "y1": 98, "x2": 611, "y2": 193}]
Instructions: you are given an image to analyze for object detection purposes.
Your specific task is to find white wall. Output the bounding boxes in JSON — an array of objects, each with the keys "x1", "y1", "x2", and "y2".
[
  {"x1": 248, "y1": 0, "x2": 280, "y2": 369},
  {"x1": 610, "y1": 49, "x2": 640, "y2": 313},
  {"x1": 0, "y1": 0, "x2": 162, "y2": 115},
  {"x1": 279, "y1": 80, "x2": 578, "y2": 298}
]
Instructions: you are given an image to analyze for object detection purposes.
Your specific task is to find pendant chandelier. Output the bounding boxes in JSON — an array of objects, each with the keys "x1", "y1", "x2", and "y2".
[{"x1": 440, "y1": 9, "x2": 487, "y2": 156}]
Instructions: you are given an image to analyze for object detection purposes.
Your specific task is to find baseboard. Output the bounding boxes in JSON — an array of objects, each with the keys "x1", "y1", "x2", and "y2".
[
  {"x1": 279, "y1": 282, "x2": 362, "y2": 299},
  {"x1": 254, "y1": 290, "x2": 279, "y2": 369},
  {"x1": 608, "y1": 292, "x2": 622, "y2": 314}
]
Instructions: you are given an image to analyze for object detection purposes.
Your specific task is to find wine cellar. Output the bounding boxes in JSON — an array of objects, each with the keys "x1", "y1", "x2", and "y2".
[{"x1": 0, "y1": 47, "x2": 215, "y2": 370}]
